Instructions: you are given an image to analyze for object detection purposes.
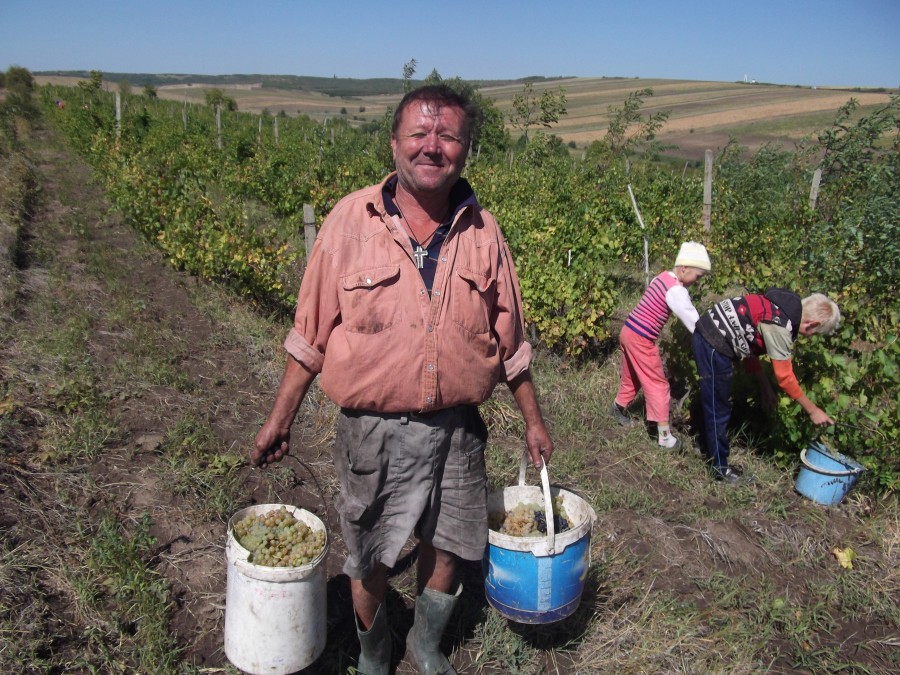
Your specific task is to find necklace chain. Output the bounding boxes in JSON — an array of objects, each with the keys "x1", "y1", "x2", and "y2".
[{"x1": 399, "y1": 207, "x2": 450, "y2": 249}]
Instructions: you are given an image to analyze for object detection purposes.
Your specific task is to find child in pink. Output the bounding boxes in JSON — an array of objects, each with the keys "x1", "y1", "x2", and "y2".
[{"x1": 612, "y1": 242, "x2": 711, "y2": 449}]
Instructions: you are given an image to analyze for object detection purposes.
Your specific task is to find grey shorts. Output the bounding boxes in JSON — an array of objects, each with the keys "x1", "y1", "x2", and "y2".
[{"x1": 332, "y1": 405, "x2": 489, "y2": 579}]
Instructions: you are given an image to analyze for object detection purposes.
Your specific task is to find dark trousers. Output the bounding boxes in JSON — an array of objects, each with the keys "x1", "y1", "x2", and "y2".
[{"x1": 692, "y1": 331, "x2": 735, "y2": 473}]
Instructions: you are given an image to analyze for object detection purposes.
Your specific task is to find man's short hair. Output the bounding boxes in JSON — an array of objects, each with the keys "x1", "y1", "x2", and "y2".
[
  {"x1": 801, "y1": 293, "x2": 841, "y2": 335},
  {"x1": 392, "y1": 84, "x2": 480, "y2": 149}
]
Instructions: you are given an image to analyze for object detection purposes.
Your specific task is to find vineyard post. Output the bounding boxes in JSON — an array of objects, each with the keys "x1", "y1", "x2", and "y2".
[
  {"x1": 216, "y1": 105, "x2": 223, "y2": 150},
  {"x1": 115, "y1": 92, "x2": 121, "y2": 139},
  {"x1": 303, "y1": 204, "x2": 317, "y2": 263},
  {"x1": 258, "y1": 117, "x2": 262, "y2": 147},
  {"x1": 182, "y1": 97, "x2": 187, "y2": 131},
  {"x1": 626, "y1": 159, "x2": 650, "y2": 288},
  {"x1": 809, "y1": 168, "x2": 822, "y2": 211},
  {"x1": 274, "y1": 116, "x2": 279, "y2": 146},
  {"x1": 703, "y1": 149, "x2": 713, "y2": 231},
  {"x1": 627, "y1": 184, "x2": 651, "y2": 288}
]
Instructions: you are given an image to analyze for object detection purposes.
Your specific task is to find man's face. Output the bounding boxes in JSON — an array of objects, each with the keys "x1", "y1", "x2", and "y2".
[{"x1": 391, "y1": 100, "x2": 468, "y2": 198}]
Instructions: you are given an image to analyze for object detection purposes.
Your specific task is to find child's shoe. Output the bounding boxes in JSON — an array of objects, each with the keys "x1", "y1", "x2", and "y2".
[
  {"x1": 610, "y1": 402, "x2": 633, "y2": 427},
  {"x1": 657, "y1": 431, "x2": 682, "y2": 451}
]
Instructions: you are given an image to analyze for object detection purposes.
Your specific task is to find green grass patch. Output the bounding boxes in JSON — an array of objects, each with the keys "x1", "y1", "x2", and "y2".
[
  {"x1": 158, "y1": 413, "x2": 245, "y2": 518},
  {"x1": 74, "y1": 512, "x2": 182, "y2": 672}
]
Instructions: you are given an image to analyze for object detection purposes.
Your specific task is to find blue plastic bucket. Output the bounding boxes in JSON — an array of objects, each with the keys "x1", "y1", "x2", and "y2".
[
  {"x1": 795, "y1": 442, "x2": 865, "y2": 506},
  {"x1": 483, "y1": 454, "x2": 596, "y2": 624}
]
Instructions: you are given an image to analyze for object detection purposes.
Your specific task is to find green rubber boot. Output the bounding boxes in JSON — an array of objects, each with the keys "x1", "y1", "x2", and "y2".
[
  {"x1": 356, "y1": 602, "x2": 391, "y2": 675},
  {"x1": 407, "y1": 585, "x2": 461, "y2": 675}
]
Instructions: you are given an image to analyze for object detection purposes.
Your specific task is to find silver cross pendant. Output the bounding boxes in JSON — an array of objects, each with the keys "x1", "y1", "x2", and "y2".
[{"x1": 413, "y1": 245, "x2": 428, "y2": 270}]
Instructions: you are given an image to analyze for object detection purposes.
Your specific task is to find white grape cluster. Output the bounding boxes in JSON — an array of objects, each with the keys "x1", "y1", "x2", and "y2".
[
  {"x1": 233, "y1": 507, "x2": 326, "y2": 567},
  {"x1": 489, "y1": 497, "x2": 571, "y2": 537}
]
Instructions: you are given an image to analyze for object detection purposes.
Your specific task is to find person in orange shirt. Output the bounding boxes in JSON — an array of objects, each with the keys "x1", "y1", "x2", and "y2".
[{"x1": 253, "y1": 85, "x2": 553, "y2": 675}]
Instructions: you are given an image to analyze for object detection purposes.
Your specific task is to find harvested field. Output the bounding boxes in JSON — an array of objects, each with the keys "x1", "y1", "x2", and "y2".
[{"x1": 35, "y1": 74, "x2": 896, "y2": 161}]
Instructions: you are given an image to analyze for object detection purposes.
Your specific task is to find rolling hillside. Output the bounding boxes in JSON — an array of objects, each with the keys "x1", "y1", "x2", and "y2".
[{"x1": 35, "y1": 72, "x2": 895, "y2": 161}]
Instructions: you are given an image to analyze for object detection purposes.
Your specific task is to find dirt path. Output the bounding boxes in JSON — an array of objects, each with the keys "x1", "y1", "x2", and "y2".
[{"x1": 1, "y1": 127, "x2": 363, "y2": 671}]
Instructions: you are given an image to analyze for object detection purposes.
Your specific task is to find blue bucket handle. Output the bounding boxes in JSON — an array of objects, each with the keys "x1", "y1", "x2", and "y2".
[
  {"x1": 800, "y1": 446, "x2": 865, "y2": 477},
  {"x1": 517, "y1": 451, "x2": 556, "y2": 555}
]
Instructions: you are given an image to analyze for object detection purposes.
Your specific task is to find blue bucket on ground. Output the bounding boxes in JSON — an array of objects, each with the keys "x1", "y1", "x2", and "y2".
[
  {"x1": 483, "y1": 453, "x2": 596, "y2": 624},
  {"x1": 795, "y1": 442, "x2": 865, "y2": 506}
]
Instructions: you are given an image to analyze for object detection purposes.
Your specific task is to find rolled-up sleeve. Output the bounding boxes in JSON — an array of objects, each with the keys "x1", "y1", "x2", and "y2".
[
  {"x1": 282, "y1": 223, "x2": 342, "y2": 374},
  {"x1": 492, "y1": 231, "x2": 533, "y2": 382}
]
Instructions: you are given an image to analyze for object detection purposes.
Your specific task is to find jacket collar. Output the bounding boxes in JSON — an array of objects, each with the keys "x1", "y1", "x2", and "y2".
[{"x1": 374, "y1": 173, "x2": 476, "y2": 226}]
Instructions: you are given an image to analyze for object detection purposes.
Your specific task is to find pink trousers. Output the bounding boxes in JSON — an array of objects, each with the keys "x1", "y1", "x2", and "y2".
[{"x1": 614, "y1": 325, "x2": 671, "y2": 423}]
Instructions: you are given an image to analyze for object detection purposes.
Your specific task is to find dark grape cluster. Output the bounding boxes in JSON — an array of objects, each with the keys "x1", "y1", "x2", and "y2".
[{"x1": 533, "y1": 510, "x2": 569, "y2": 534}]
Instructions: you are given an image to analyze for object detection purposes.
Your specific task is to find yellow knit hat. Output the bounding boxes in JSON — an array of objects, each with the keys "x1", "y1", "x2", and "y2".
[{"x1": 675, "y1": 241, "x2": 711, "y2": 271}]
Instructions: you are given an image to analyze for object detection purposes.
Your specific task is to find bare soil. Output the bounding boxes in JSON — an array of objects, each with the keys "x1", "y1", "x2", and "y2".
[{"x1": 2, "y1": 128, "x2": 897, "y2": 674}]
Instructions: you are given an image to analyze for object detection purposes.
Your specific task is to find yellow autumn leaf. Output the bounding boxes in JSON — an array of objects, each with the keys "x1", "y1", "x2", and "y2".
[{"x1": 833, "y1": 546, "x2": 856, "y2": 569}]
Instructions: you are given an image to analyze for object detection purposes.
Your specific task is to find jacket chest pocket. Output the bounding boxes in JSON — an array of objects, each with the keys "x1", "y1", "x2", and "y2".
[
  {"x1": 451, "y1": 267, "x2": 495, "y2": 335},
  {"x1": 339, "y1": 266, "x2": 400, "y2": 334}
]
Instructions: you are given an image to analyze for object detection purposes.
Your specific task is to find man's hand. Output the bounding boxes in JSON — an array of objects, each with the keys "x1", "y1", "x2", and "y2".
[
  {"x1": 506, "y1": 370, "x2": 554, "y2": 469},
  {"x1": 252, "y1": 356, "x2": 316, "y2": 466},
  {"x1": 252, "y1": 424, "x2": 290, "y2": 467},
  {"x1": 525, "y1": 423, "x2": 554, "y2": 469},
  {"x1": 796, "y1": 393, "x2": 835, "y2": 428},
  {"x1": 808, "y1": 406, "x2": 835, "y2": 427}
]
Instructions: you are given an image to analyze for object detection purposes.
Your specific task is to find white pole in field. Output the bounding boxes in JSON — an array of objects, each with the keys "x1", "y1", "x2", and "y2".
[
  {"x1": 115, "y1": 91, "x2": 121, "y2": 139},
  {"x1": 274, "y1": 116, "x2": 279, "y2": 146},
  {"x1": 627, "y1": 184, "x2": 650, "y2": 288},
  {"x1": 303, "y1": 204, "x2": 317, "y2": 264},
  {"x1": 703, "y1": 149, "x2": 713, "y2": 232},
  {"x1": 216, "y1": 105, "x2": 223, "y2": 150},
  {"x1": 809, "y1": 168, "x2": 822, "y2": 211}
]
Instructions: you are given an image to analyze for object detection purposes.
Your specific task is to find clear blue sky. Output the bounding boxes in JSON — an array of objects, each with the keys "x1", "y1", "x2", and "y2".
[{"x1": 2, "y1": 0, "x2": 898, "y2": 88}]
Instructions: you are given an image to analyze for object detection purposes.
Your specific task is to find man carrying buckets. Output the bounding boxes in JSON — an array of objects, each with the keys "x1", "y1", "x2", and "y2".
[{"x1": 253, "y1": 84, "x2": 554, "y2": 675}]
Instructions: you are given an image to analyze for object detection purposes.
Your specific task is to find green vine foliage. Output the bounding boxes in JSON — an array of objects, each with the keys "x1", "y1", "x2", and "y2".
[{"x1": 39, "y1": 84, "x2": 899, "y2": 494}]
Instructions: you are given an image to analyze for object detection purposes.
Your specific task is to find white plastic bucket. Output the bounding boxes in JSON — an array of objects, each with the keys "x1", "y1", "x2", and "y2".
[{"x1": 224, "y1": 503, "x2": 329, "y2": 674}]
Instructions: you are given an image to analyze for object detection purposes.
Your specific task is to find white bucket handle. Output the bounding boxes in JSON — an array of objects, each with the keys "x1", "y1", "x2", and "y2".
[
  {"x1": 800, "y1": 447, "x2": 865, "y2": 477},
  {"x1": 518, "y1": 451, "x2": 556, "y2": 555}
]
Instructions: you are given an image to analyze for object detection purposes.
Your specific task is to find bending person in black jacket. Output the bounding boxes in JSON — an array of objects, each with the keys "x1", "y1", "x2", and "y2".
[{"x1": 692, "y1": 290, "x2": 840, "y2": 483}]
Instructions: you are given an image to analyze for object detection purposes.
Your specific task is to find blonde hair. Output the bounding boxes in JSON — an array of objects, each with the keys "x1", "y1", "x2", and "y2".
[{"x1": 801, "y1": 293, "x2": 841, "y2": 335}]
